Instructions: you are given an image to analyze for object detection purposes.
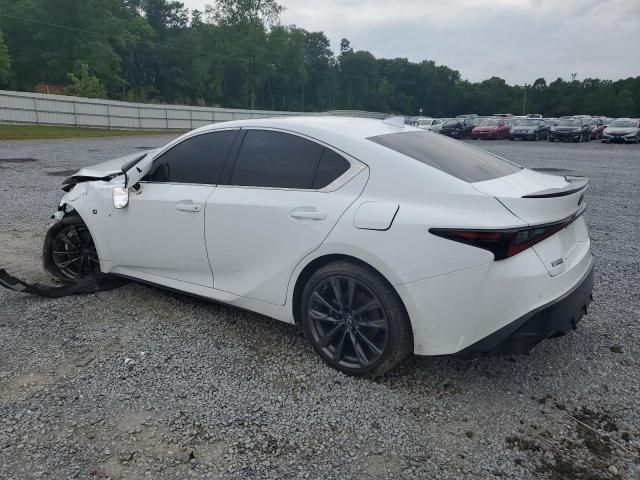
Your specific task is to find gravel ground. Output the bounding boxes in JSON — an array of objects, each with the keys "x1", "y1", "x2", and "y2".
[{"x1": 1, "y1": 135, "x2": 639, "y2": 480}]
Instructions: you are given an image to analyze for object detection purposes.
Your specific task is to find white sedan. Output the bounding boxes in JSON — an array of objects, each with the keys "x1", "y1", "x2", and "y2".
[
  {"x1": 414, "y1": 117, "x2": 443, "y2": 133},
  {"x1": 43, "y1": 116, "x2": 594, "y2": 376}
]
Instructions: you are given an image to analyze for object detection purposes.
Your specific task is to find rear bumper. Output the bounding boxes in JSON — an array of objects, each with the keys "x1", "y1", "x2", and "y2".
[
  {"x1": 397, "y1": 236, "x2": 593, "y2": 356},
  {"x1": 458, "y1": 257, "x2": 594, "y2": 356}
]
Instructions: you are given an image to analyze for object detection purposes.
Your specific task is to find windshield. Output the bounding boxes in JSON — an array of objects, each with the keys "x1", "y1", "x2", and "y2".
[
  {"x1": 609, "y1": 119, "x2": 638, "y2": 128},
  {"x1": 479, "y1": 119, "x2": 500, "y2": 126},
  {"x1": 368, "y1": 131, "x2": 521, "y2": 183},
  {"x1": 557, "y1": 118, "x2": 582, "y2": 127},
  {"x1": 510, "y1": 119, "x2": 523, "y2": 126},
  {"x1": 520, "y1": 119, "x2": 542, "y2": 126},
  {"x1": 417, "y1": 119, "x2": 433, "y2": 126},
  {"x1": 445, "y1": 119, "x2": 462, "y2": 126}
]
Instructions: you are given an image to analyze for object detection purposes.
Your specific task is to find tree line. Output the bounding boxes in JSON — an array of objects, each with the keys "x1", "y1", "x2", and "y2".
[{"x1": 0, "y1": 0, "x2": 638, "y2": 118}]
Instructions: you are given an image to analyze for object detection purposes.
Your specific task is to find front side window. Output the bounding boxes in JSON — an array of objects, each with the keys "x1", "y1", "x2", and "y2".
[
  {"x1": 229, "y1": 130, "x2": 349, "y2": 189},
  {"x1": 146, "y1": 130, "x2": 237, "y2": 184}
]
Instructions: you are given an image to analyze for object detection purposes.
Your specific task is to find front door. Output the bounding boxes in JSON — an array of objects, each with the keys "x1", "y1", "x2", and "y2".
[{"x1": 106, "y1": 129, "x2": 238, "y2": 287}]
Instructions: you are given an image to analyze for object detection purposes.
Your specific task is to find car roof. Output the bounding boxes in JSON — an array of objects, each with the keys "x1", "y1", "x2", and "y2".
[{"x1": 195, "y1": 116, "x2": 421, "y2": 140}]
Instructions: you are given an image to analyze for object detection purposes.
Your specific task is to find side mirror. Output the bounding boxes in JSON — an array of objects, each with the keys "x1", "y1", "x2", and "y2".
[{"x1": 112, "y1": 187, "x2": 129, "y2": 209}]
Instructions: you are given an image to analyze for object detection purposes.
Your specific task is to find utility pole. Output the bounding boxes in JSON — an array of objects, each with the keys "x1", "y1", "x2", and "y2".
[{"x1": 522, "y1": 83, "x2": 528, "y2": 116}]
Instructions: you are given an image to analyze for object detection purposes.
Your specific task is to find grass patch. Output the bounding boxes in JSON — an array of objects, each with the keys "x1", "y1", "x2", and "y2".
[{"x1": 0, "y1": 124, "x2": 185, "y2": 140}]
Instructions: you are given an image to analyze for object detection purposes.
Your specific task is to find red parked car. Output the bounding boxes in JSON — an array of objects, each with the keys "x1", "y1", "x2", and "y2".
[{"x1": 471, "y1": 118, "x2": 511, "y2": 140}]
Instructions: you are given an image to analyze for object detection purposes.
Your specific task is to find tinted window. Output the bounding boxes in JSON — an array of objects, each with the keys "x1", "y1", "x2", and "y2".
[
  {"x1": 230, "y1": 130, "x2": 323, "y2": 189},
  {"x1": 368, "y1": 131, "x2": 521, "y2": 183},
  {"x1": 146, "y1": 130, "x2": 237, "y2": 184},
  {"x1": 313, "y1": 148, "x2": 350, "y2": 188}
]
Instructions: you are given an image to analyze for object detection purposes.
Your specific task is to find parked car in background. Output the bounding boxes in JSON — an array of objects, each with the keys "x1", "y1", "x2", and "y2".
[
  {"x1": 440, "y1": 118, "x2": 474, "y2": 139},
  {"x1": 415, "y1": 118, "x2": 443, "y2": 132},
  {"x1": 548, "y1": 118, "x2": 591, "y2": 142},
  {"x1": 471, "y1": 118, "x2": 511, "y2": 139},
  {"x1": 526, "y1": 114, "x2": 543, "y2": 119},
  {"x1": 589, "y1": 118, "x2": 606, "y2": 140},
  {"x1": 510, "y1": 118, "x2": 549, "y2": 141},
  {"x1": 601, "y1": 118, "x2": 640, "y2": 143}
]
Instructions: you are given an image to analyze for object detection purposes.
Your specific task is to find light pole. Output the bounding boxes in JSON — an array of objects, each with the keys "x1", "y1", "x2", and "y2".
[{"x1": 522, "y1": 83, "x2": 528, "y2": 116}]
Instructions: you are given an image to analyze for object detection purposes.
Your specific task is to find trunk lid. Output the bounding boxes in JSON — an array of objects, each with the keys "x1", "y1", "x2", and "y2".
[{"x1": 472, "y1": 168, "x2": 588, "y2": 276}]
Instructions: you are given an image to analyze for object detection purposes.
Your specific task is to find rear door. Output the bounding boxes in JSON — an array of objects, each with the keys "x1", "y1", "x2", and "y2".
[{"x1": 205, "y1": 129, "x2": 367, "y2": 305}]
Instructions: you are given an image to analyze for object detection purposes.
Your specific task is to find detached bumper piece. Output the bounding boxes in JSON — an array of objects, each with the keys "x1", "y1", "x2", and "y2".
[
  {"x1": 459, "y1": 260, "x2": 594, "y2": 356},
  {"x1": 0, "y1": 269, "x2": 126, "y2": 298}
]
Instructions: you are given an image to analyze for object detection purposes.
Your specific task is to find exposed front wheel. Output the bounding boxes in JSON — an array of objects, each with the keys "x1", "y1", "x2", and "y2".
[
  {"x1": 43, "y1": 215, "x2": 100, "y2": 282},
  {"x1": 301, "y1": 261, "x2": 412, "y2": 377}
]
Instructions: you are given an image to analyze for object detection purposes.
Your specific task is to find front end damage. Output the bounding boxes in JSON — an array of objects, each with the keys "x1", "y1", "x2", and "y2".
[{"x1": 0, "y1": 151, "x2": 156, "y2": 298}]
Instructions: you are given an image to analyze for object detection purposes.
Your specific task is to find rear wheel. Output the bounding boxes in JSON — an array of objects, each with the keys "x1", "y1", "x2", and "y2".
[
  {"x1": 301, "y1": 261, "x2": 412, "y2": 377},
  {"x1": 44, "y1": 215, "x2": 100, "y2": 282}
]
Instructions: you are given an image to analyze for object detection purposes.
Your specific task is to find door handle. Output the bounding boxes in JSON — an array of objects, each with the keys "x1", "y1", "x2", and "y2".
[
  {"x1": 290, "y1": 208, "x2": 327, "y2": 221},
  {"x1": 174, "y1": 203, "x2": 202, "y2": 213}
]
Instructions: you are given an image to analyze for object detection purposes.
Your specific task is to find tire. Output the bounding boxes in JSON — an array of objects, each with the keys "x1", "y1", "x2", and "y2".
[
  {"x1": 535, "y1": 132, "x2": 539, "y2": 141},
  {"x1": 300, "y1": 261, "x2": 412, "y2": 377},
  {"x1": 43, "y1": 215, "x2": 100, "y2": 282}
]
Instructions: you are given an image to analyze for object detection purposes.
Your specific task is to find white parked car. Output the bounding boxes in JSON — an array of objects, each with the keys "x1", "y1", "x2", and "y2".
[
  {"x1": 42, "y1": 117, "x2": 594, "y2": 376},
  {"x1": 414, "y1": 117, "x2": 443, "y2": 133}
]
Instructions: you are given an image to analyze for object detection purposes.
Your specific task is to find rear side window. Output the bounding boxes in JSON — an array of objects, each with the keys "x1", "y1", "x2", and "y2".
[
  {"x1": 147, "y1": 130, "x2": 237, "y2": 184},
  {"x1": 368, "y1": 131, "x2": 521, "y2": 182},
  {"x1": 229, "y1": 130, "x2": 331, "y2": 189},
  {"x1": 313, "y1": 148, "x2": 350, "y2": 189}
]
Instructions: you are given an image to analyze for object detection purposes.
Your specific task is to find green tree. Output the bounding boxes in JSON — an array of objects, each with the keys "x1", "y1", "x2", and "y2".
[
  {"x1": 0, "y1": 28, "x2": 12, "y2": 88},
  {"x1": 65, "y1": 64, "x2": 107, "y2": 98}
]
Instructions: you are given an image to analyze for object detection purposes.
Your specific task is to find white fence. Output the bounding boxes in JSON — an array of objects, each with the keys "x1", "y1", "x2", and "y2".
[{"x1": 0, "y1": 90, "x2": 388, "y2": 130}]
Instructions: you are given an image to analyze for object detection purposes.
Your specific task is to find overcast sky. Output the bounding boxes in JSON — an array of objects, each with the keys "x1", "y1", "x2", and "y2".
[{"x1": 181, "y1": 0, "x2": 640, "y2": 85}]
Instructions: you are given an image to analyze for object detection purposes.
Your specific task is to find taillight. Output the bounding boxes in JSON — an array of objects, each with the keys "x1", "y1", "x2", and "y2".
[{"x1": 430, "y1": 218, "x2": 576, "y2": 261}]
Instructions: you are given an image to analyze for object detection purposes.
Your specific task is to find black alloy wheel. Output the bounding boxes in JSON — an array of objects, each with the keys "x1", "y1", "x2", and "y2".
[
  {"x1": 49, "y1": 221, "x2": 99, "y2": 280},
  {"x1": 301, "y1": 261, "x2": 412, "y2": 376}
]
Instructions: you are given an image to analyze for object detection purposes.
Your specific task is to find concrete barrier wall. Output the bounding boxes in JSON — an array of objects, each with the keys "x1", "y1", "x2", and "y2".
[{"x1": 0, "y1": 90, "x2": 390, "y2": 130}]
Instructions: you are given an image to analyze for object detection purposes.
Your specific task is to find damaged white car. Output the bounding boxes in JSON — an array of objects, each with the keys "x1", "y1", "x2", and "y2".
[{"x1": 17, "y1": 116, "x2": 595, "y2": 376}]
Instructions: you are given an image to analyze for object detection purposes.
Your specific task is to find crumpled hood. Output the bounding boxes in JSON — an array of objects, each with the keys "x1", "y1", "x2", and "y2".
[{"x1": 71, "y1": 148, "x2": 160, "y2": 179}]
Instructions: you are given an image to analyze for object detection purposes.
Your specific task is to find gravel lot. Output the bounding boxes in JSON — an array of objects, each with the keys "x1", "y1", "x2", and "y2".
[{"x1": 1, "y1": 135, "x2": 639, "y2": 479}]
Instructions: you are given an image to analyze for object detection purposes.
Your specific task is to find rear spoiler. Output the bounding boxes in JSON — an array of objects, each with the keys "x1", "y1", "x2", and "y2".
[{"x1": 522, "y1": 176, "x2": 588, "y2": 199}]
